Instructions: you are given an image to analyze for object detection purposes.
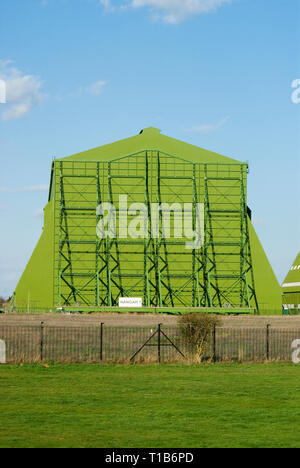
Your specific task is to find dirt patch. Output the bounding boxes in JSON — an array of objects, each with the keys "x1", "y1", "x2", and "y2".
[
  {"x1": 0, "y1": 313, "x2": 178, "y2": 327},
  {"x1": 1, "y1": 313, "x2": 300, "y2": 328}
]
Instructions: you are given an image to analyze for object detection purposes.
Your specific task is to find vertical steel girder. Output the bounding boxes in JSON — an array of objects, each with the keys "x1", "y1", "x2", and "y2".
[
  {"x1": 58, "y1": 161, "x2": 77, "y2": 306},
  {"x1": 203, "y1": 165, "x2": 221, "y2": 307}
]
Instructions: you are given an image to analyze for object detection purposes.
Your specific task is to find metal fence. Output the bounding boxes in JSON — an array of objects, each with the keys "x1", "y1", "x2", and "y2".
[{"x1": 0, "y1": 323, "x2": 300, "y2": 364}]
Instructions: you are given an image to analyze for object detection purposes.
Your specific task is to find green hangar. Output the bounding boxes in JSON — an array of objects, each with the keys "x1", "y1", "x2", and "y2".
[{"x1": 11, "y1": 128, "x2": 282, "y2": 314}]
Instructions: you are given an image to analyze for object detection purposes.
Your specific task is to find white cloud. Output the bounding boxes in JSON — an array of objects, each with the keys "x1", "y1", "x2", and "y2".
[
  {"x1": 102, "y1": 0, "x2": 232, "y2": 23},
  {"x1": 0, "y1": 60, "x2": 45, "y2": 120},
  {"x1": 185, "y1": 116, "x2": 230, "y2": 134},
  {"x1": 100, "y1": 0, "x2": 112, "y2": 9},
  {"x1": 33, "y1": 208, "x2": 44, "y2": 218},
  {"x1": 0, "y1": 185, "x2": 48, "y2": 193},
  {"x1": 70, "y1": 80, "x2": 107, "y2": 99},
  {"x1": 85, "y1": 80, "x2": 107, "y2": 96}
]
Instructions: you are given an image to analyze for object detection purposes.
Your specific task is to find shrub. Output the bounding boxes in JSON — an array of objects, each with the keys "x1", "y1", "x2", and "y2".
[{"x1": 178, "y1": 313, "x2": 221, "y2": 362}]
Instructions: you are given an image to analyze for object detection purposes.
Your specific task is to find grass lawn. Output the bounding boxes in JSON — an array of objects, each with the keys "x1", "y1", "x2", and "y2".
[{"x1": 1, "y1": 363, "x2": 300, "y2": 448}]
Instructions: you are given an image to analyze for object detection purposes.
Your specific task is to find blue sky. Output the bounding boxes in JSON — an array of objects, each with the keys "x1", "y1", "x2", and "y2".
[{"x1": 0, "y1": 0, "x2": 299, "y2": 297}]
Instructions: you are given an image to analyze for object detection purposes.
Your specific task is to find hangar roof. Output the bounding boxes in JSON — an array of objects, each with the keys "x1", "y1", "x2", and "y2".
[
  {"x1": 58, "y1": 127, "x2": 240, "y2": 164},
  {"x1": 282, "y1": 252, "x2": 300, "y2": 293}
]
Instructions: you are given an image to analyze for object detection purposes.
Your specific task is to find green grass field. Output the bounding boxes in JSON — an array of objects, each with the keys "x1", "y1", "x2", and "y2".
[{"x1": 1, "y1": 363, "x2": 300, "y2": 448}]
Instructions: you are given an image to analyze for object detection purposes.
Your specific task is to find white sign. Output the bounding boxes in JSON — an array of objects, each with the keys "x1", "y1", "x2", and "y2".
[
  {"x1": 283, "y1": 282, "x2": 300, "y2": 288},
  {"x1": 0, "y1": 340, "x2": 6, "y2": 364},
  {"x1": 119, "y1": 297, "x2": 142, "y2": 308}
]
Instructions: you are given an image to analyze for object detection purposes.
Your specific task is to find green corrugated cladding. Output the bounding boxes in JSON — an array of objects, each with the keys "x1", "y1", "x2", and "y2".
[
  {"x1": 248, "y1": 223, "x2": 283, "y2": 313},
  {"x1": 12, "y1": 200, "x2": 55, "y2": 310},
  {"x1": 282, "y1": 252, "x2": 300, "y2": 310},
  {"x1": 12, "y1": 128, "x2": 282, "y2": 314}
]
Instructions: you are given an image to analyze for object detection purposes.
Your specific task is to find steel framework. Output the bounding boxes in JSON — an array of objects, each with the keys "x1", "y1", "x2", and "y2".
[{"x1": 53, "y1": 150, "x2": 258, "y2": 310}]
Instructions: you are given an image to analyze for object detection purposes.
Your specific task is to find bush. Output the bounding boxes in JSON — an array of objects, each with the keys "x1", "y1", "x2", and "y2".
[{"x1": 178, "y1": 313, "x2": 221, "y2": 362}]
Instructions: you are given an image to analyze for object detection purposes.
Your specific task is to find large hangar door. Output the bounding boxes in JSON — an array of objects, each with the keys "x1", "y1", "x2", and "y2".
[
  {"x1": 106, "y1": 152, "x2": 148, "y2": 306},
  {"x1": 104, "y1": 150, "x2": 205, "y2": 308},
  {"x1": 54, "y1": 160, "x2": 103, "y2": 306}
]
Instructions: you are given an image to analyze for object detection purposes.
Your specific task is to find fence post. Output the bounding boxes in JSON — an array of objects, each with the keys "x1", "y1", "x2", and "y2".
[
  {"x1": 100, "y1": 323, "x2": 104, "y2": 362},
  {"x1": 158, "y1": 324, "x2": 162, "y2": 364},
  {"x1": 40, "y1": 322, "x2": 44, "y2": 362},
  {"x1": 266, "y1": 324, "x2": 271, "y2": 361},
  {"x1": 213, "y1": 324, "x2": 217, "y2": 363}
]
